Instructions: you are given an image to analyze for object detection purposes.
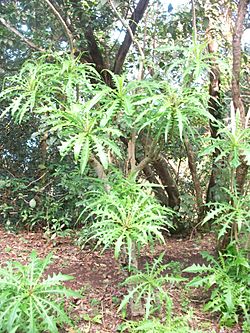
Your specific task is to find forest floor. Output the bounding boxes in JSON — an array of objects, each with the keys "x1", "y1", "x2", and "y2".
[{"x1": 0, "y1": 227, "x2": 243, "y2": 333}]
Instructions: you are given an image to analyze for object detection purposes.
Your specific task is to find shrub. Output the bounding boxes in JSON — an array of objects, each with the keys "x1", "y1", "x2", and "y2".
[
  {"x1": 184, "y1": 244, "x2": 250, "y2": 327},
  {"x1": 78, "y1": 179, "x2": 173, "y2": 270},
  {"x1": 119, "y1": 253, "x2": 185, "y2": 319},
  {"x1": 0, "y1": 251, "x2": 81, "y2": 333}
]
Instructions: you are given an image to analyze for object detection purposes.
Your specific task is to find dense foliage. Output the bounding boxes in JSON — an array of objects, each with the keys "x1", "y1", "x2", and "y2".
[{"x1": 0, "y1": 0, "x2": 249, "y2": 331}]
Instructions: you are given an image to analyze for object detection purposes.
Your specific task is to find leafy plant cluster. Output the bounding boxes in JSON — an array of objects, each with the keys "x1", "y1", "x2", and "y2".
[
  {"x1": 119, "y1": 253, "x2": 185, "y2": 319},
  {"x1": 0, "y1": 251, "x2": 80, "y2": 333},
  {"x1": 184, "y1": 244, "x2": 250, "y2": 329},
  {"x1": 78, "y1": 176, "x2": 174, "y2": 269}
]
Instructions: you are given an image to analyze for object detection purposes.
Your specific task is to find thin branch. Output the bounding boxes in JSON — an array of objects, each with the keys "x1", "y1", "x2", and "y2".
[
  {"x1": 0, "y1": 17, "x2": 45, "y2": 52},
  {"x1": 43, "y1": 0, "x2": 74, "y2": 53},
  {"x1": 184, "y1": 135, "x2": 204, "y2": 221},
  {"x1": 108, "y1": 0, "x2": 144, "y2": 58},
  {"x1": 191, "y1": 0, "x2": 197, "y2": 43},
  {"x1": 131, "y1": 156, "x2": 151, "y2": 174},
  {"x1": 110, "y1": 0, "x2": 149, "y2": 77},
  {"x1": 26, "y1": 172, "x2": 48, "y2": 188},
  {"x1": 50, "y1": 0, "x2": 73, "y2": 31}
]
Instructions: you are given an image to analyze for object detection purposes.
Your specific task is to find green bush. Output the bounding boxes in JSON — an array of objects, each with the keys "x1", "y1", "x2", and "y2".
[
  {"x1": 0, "y1": 251, "x2": 81, "y2": 333},
  {"x1": 119, "y1": 253, "x2": 185, "y2": 319},
  {"x1": 184, "y1": 244, "x2": 250, "y2": 327},
  {"x1": 78, "y1": 178, "x2": 173, "y2": 269},
  {"x1": 203, "y1": 188, "x2": 250, "y2": 242}
]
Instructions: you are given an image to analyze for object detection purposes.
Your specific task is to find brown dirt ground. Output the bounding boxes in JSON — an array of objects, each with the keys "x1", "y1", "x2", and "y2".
[{"x1": 0, "y1": 228, "x2": 243, "y2": 333}]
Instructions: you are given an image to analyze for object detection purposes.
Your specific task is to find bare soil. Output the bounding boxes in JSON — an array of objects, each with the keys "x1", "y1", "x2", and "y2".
[{"x1": 0, "y1": 228, "x2": 243, "y2": 332}]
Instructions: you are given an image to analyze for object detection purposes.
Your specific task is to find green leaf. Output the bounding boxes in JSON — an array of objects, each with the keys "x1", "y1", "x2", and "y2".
[
  {"x1": 225, "y1": 288, "x2": 234, "y2": 311},
  {"x1": 74, "y1": 133, "x2": 86, "y2": 161},
  {"x1": 243, "y1": 148, "x2": 250, "y2": 166},
  {"x1": 176, "y1": 109, "x2": 184, "y2": 140},
  {"x1": 100, "y1": 101, "x2": 118, "y2": 127},
  {"x1": 183, "y1": 263, "x2": 210, "y2": 274},
  {"x1": 80, "y1": 137, "x2": 90, "y2": 174},
  {"x1": 84, "y1": 90, "x2": 107, "y2": 114},
  {"x1": 114, "y1": 235, "x2": 124, "y2": 259},
  {"x1": 33, "y1": 296, "x2": 59, "y2": 332},
  {"x1": 93, "y1": 137, "x2": 108, "y2": 169},
  {"x1": 0, "y1": 250, "x2": 78, "y2": 332}
]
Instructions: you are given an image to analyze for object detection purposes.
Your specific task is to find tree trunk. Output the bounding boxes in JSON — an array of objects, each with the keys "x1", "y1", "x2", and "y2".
[
  {"x1": 113, "y1": 0, "x2": 149, "y2": 74},
  {"x1": 232, "y1": 0, "x2": 249, "y2": 193},
  {"x1": 218, "y1": 0, "x2": 249, "y2": 252},
  {"x1": 205, "y1": 30, "x2": 223, "y2": 204},
  {"x1": 143, "y1": 165, "x2": 169, "y2": 206},
  {"x1": 184, "y1": 136, "x2": 204, "y2": 221},
  {"x1": 152, "y1": 156, "x2": 180, "y2": 210}
]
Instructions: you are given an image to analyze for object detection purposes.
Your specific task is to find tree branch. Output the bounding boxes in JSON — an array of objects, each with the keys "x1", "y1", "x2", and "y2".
[
  {"x1": 43, "y1": 0, "x2": 74, "y2": 53},
  {"x1": 232, "y1": 0, "x2": 248, "y2": 123},
  {"x1": 131, "y1": 156, "x2": 151, "y2": 174},
  {"x1": 112, "y1": 0, "x2": 149, "y2": 75},
  {"x1": 232, "y1": 0, "x2": 249, "y2": 192},
  {"x1": 0, "y1": 17, "x2": 45, "y2": 52},
  {"x1": 84, "y1": 26, "x2": 105, "y2": 71},
  {"x1": 191, "y1": 0, "x2": 197, "y2": 43},
  {"x1": 153, "y1": 155, "x2": 180, "y2": 210},
  {"x1": 90, "y1": 155, "x2": 111, "y2": 192},
  {"x1": 184, "y1": 135, "x2": 204, "y2": 221}
]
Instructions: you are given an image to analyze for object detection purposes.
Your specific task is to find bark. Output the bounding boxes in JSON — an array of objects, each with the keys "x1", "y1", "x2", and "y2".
[
  {"x1": 232, "y1": 0, "x2": 248, "y2": 121},
  {"x1": 217, "y1": 0, "x2": 249, "y2": 251},
  {"x1": 205, "y1": 31, "x2": 223, "y2": 203},
  {"x1": 191, "y1": 0, "x2": 197, "y2": 43},
  {"x1": 89, "y1": 155, "x2": 111, "y2": 192},
  {"x1": 90, "y1": 157, "x2": 106, "y2": 180},
  {"x1": 153, "y1": 156, "x2": 180, "y2": 210},
  {"x1": 44, "y1": 0, "x2": 74, "y2": 52},
  {"x1": 232, "y1": 0, "x2": 249, "y2": 192},
  {"x1": 184, "y1": 136, "x2": 204, "y2": 221},
  {"x1": 84, "y1": 26, "x2": 105, "y2": 72},
  {"x1": 113, "y1": 0, "x2": 149, "y2": 74},
  {"x1": 67, "y1": 0, "x2": 110, "y2": 82},
  {"x1": 127, "y1": 130, "x2": 136, "y2": 174},
  {"x1": 143, "y1": 165, "x2": 169, "y2": 206}
]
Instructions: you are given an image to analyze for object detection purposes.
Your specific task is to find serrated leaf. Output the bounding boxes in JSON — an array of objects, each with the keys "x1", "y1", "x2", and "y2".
[
  {"x1": 73, "y1": 133, "x2": 86, "y2": 161},
  {"x1": 80, "y1": 137, "x2": 90, "y2": 174},
  {"x1": 225, "y1": 288, "x2": 233, "y2": 310},
  {"x1": 71, "y1": 103, "x2": 82, "y2": 114},
  {"x1": 114, "y1": 235, "x2": 124, "y2": 259},
  {"x1": 93, "y1": 138, "x2": 108, "y2": 169},
  {"x1": 84, "y1": 90, "x2": 107, "y2": 114},
  {"x1": 176, "y1": 109, "x2": 184, "y2": 140},
  {"x1": 100, "y1": 101, "x2": 118, "y2": 127},
  {"x1": 183, "y1": 263, "x2": 210, "y2": 274}
]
